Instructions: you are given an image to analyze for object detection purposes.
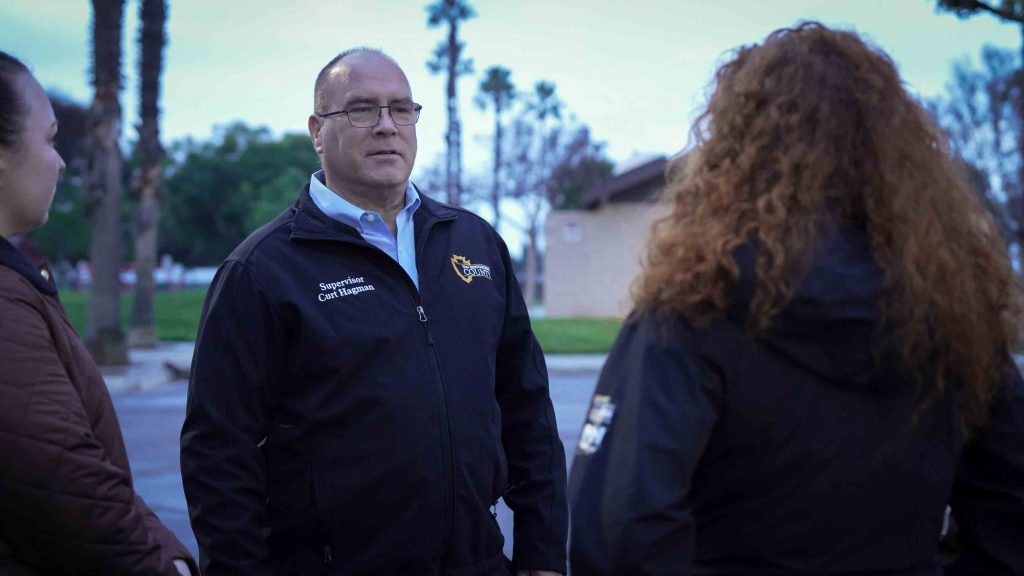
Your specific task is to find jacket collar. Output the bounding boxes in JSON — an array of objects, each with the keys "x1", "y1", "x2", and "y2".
[
  {"x1": 290, "y1": 181, "x2": 458, "y2": 243},
  {"x1": 0, "y1": 236, "x2": 57, "y2": 295}
]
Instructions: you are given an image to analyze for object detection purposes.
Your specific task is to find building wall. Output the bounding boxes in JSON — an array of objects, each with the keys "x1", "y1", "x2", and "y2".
[{"x1": 544, "y1": 202, "x2": 668, "y2": 318}]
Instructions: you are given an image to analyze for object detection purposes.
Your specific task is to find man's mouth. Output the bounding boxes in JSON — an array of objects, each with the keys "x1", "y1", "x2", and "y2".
[{"x1": 368, "y1": 150, "x2": 400, "y2": 157}]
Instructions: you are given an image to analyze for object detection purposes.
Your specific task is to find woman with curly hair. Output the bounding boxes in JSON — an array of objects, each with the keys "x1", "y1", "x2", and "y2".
[{"x1": 568, "y1": 23, "x2": 1024, "y2": 575}]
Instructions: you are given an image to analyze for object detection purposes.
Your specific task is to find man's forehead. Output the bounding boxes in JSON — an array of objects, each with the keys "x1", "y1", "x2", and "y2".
[
  {"x1": 324, "y1": 63, "x2": 354, "y2": 86},
  {"x1": 325, "y1": 55, "x2": 410, "y2": 92}
]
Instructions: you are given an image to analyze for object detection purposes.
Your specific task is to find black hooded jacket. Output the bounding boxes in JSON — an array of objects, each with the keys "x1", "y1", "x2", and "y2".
[{"x1": 568, "y1": 223, "x2": 1024, "y2": 575}]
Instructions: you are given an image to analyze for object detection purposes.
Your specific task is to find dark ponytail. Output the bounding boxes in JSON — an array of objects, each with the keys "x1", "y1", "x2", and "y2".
[{"x1": 0, "y1": 51, "x2": 30, "y2": 148}]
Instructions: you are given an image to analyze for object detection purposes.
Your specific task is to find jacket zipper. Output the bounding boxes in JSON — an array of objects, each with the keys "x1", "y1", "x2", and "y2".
[
  {"x1": 416, "y1": 303, "x2": 457, "y2": 563},
  {"x1": 296, "y1": 212, "x2": 459, "y2": 564},
  {"x1": 410, "y1": 215, "x2": 459, "y2": 566}
]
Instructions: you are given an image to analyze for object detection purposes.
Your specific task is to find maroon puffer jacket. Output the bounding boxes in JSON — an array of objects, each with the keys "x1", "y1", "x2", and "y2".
[{"x1": 0, "y1": 237, "x2": 196, "y2": 576}]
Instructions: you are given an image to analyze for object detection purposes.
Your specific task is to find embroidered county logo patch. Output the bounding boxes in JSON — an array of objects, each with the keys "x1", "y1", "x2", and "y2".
[
  {"x1": 451, "y1": 254, "x2": 492, "y2": 284},
  {"x1": 577, "y1": 394, "x2": 617, "y2": 456}
]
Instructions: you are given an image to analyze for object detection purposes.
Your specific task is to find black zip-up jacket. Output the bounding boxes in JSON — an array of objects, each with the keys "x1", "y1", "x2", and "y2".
[
  {"x1": 568, "y1": 224, "x2": 1024, "y2": 575},
  {"x1": 180, "y1": 185, "x2": 568, "y2": 576}
]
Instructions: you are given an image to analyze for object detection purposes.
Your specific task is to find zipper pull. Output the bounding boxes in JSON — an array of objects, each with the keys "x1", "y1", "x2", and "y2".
[
  {"x1": 323, "y1": 545, "x2": 332, "y2": 564},
  {"x1": 416, "y1": 305, "x2": 434, "y2": 344}
]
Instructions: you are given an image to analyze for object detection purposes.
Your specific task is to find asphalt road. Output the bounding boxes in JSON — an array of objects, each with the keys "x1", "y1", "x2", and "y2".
[{"x1": 114, "y1": 371, "x2": 599, "y2": 561}]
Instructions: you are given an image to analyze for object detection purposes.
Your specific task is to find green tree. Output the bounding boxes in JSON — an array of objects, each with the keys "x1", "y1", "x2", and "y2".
[
  {"x1": 129, "y1": 0, "x2": 168, "y2": 348},
  {"x1": 244, "y1": 167, "x2": 310, "y2": 232},
  {"x1": 935, "y1": 48, "x2": 1017, "y2": 208},
  {"x1": 547, "y1": 128, "x2": 613, "y2": 210},
  {"x1": 86, "y1": 0, "x2": 128, "y2": 366},
  {"x1": 937, "y1": 1, "x2": 1024, "y2": 272},
  {"x1": 520, "y1": 81, "x2": 562, "y2": 306},
  {"x1": 426, "y1": 0, "x2": 475, "y2": 206},
  {"x1": 161, "y1": 125, "x2": 319, "y2": 265},
  {"x1": 937, "y1": 0, "x2": 1024, "y2": 24},
  {"x1": 475, "y1": 66, "x2": 515, "y2": 232},
  {"x1": 502, "y1": 81, "x2": 612, "y2": 304}
]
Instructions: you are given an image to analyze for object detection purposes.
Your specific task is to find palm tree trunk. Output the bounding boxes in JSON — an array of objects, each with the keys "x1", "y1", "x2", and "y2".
[
  {"x1": 446, "y1": 23, "x2": 461, "y2": 207},
  {"x1": 86, "y1": 0, "x2": 128, "y2": 366},
  {"x1": 129, "y1": 0, "x2": 166, "y2": 348},
  {"x1": 524, "y1": 220, "x2": 538, "y2": 307},
  {"x1": 492, "y1": 106, "x2": 502, "y2": 232}
]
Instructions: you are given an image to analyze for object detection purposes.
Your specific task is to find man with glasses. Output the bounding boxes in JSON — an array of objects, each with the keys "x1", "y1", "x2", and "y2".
[{"x1": 181, "y1": 48, "x2": 567, "y2": 576}]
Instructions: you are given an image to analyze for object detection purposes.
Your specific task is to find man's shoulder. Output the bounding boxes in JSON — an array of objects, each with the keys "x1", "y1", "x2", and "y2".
[
  {"x1": 419, "y1": 194, "x2": 503, "y2": 241},
  {"x1": 226, "y1": 203, "x2": 297, "y2": 265}
]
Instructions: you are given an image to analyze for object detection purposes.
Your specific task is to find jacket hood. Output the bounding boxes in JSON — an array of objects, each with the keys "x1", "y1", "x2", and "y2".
[{"x1": 727, "y1": 222, "x2": 889, "y2": 390}]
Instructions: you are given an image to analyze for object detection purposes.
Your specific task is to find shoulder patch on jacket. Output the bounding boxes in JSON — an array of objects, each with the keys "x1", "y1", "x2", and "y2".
[{"x1": 577, "y1": 395, "x2": 616, "y2": 456}]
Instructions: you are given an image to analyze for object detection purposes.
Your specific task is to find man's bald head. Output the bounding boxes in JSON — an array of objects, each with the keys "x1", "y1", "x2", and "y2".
[{"x1": 313, "y1": 48, "x2": 401, "y2": 115}]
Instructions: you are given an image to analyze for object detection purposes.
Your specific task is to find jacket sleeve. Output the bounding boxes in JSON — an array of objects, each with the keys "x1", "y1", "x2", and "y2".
[
  {"x1": 180, "y1": 260, "x2": 281, "y2": 576},
  {"x1": 136, "y1": 494, "x2": 200, "y2": 576},
  {"x1": 493, "y1": 236, "x2": 569, "y2": 574},
  {"x1": 568, "y1": 311, "x2": 721, "y2": 576},
  {"x1": 947, "y1": 359, "x2": 1024, "y2": 575},
  {"x1": 0, "y1": 291, "x2": 183, "y2": 576}
]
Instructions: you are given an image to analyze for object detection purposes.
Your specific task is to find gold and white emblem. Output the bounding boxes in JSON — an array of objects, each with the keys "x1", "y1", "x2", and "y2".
[{"x1": 450, "y1": 254, "x2": 492, "y2": 284}]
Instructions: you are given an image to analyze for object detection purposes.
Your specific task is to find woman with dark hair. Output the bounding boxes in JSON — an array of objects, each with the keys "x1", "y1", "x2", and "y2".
[
  {"x1": 568, "y1": 23, "x2": 1024, "y2": 575},
  {"x1": 0, "y1": 51, "x2": 196, "y2": 575}
]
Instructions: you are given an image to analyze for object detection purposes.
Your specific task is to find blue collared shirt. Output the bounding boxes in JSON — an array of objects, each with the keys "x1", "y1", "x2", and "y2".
[{"x1": 309, "y1": 170, "x2": 421, "y2": 290}]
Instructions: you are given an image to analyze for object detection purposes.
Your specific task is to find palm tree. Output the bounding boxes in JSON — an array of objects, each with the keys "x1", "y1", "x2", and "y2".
[
  {"x1": 475, "y1": 66, "x2": 515, "y2": 232},
  {"x1": 426, "y1": 0, "x2": 475, "y2": 206},
  {"x1": 128, "y1": 0, "x2": 167, "y2": 348},
  {"x1": 85, "y1": 0, "x2": 127, "y2": 366},
  {"x1": 522, "y1": 81, "x2": 562, "y2": 307}
]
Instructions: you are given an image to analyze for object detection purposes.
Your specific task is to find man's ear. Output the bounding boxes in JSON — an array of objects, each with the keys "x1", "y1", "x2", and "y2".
[{"x1": 308, "y1": 114, "x2": 322, "y2": 154}]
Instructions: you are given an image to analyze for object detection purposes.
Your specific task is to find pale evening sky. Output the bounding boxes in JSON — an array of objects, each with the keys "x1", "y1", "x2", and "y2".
[{"x1": 2, "y1": 0, "x2": 1020, "y2": 240}]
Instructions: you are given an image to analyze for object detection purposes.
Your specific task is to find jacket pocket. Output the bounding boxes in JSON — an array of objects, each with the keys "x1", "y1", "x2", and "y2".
[
  {"x1": 264, "y1": 457, "x2": 329, "y2": 575},
  {"x1": 310, "y1": 461, "x2": 334, "y2": 571},
  {"x1": 492, "y1": 436, "x2": 509, "y2": 506}
]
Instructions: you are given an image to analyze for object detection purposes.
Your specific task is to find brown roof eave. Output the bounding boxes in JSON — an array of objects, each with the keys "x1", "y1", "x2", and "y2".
[{"x1": 582, "y1": 156, "x2": 668, "y2": 210}]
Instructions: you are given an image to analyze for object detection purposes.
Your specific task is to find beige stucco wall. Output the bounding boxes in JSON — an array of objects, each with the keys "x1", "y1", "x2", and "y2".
[{"x1": 544, "y1": 202, "x2": 668, "y2": 318}]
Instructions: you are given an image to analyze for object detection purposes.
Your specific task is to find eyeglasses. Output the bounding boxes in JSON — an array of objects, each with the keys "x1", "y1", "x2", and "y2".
[{"x1": 318, "y1": 102, "x2": 422, "y2": 128}]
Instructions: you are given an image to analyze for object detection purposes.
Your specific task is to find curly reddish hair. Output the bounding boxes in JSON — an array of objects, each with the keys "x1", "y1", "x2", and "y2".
[{"x1": 634, "y1": 22, "x2": 1020, "y2": 429}]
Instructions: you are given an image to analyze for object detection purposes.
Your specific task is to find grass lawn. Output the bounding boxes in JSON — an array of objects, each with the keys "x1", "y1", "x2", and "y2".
[
  {"x1": 532, "y1": 317, "x2": 622, "y2": 354},
  {"x1": 59, "y1": 290, "x2": 622, "y2": 353},
  {"x1": 61, "y1": 290, "x2": 207, "y2": 342}
]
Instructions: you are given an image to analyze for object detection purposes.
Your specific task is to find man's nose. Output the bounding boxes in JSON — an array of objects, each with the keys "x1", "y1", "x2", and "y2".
[{"x1": 373, "y1": 106, "x2": 399, "y2": 134}]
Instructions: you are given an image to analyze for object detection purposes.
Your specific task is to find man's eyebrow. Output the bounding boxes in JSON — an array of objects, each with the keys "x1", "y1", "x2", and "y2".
[
  {"x1": 343, "y1": 96, "x2": 377, "y2": 107},
  {"x1": 343, "y1": 96, "x2": 414, "y2": 107}
]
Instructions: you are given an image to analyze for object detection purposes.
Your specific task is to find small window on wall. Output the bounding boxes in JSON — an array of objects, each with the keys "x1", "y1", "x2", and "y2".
[{"x1": 562, "y1": 221, "x2": 582, "y2": 243}]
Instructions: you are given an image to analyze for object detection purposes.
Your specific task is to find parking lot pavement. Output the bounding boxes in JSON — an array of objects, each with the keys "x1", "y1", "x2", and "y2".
[{"x1": 114, "y1": 363, "x2": 602, "y2": 560}]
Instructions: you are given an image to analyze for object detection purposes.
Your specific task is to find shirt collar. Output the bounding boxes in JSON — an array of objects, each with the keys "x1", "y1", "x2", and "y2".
[
  {"x1": 0, "y1": 236, "x2": 57, "y2": 295},
  {"x1": 309, "y1": 170, "x2": 420, "y2": 231}
]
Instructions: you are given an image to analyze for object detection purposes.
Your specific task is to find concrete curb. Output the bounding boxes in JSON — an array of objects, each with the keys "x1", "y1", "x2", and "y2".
[
  {"x1": 101, "y1": 342, "x2": 606, "y2": 395},
  {"x1": 101, "y1": 342, "x2": 194, "y2": 395},
  {"x1": 545, "y1": 354, "x2": 607, "y2": 375}
]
